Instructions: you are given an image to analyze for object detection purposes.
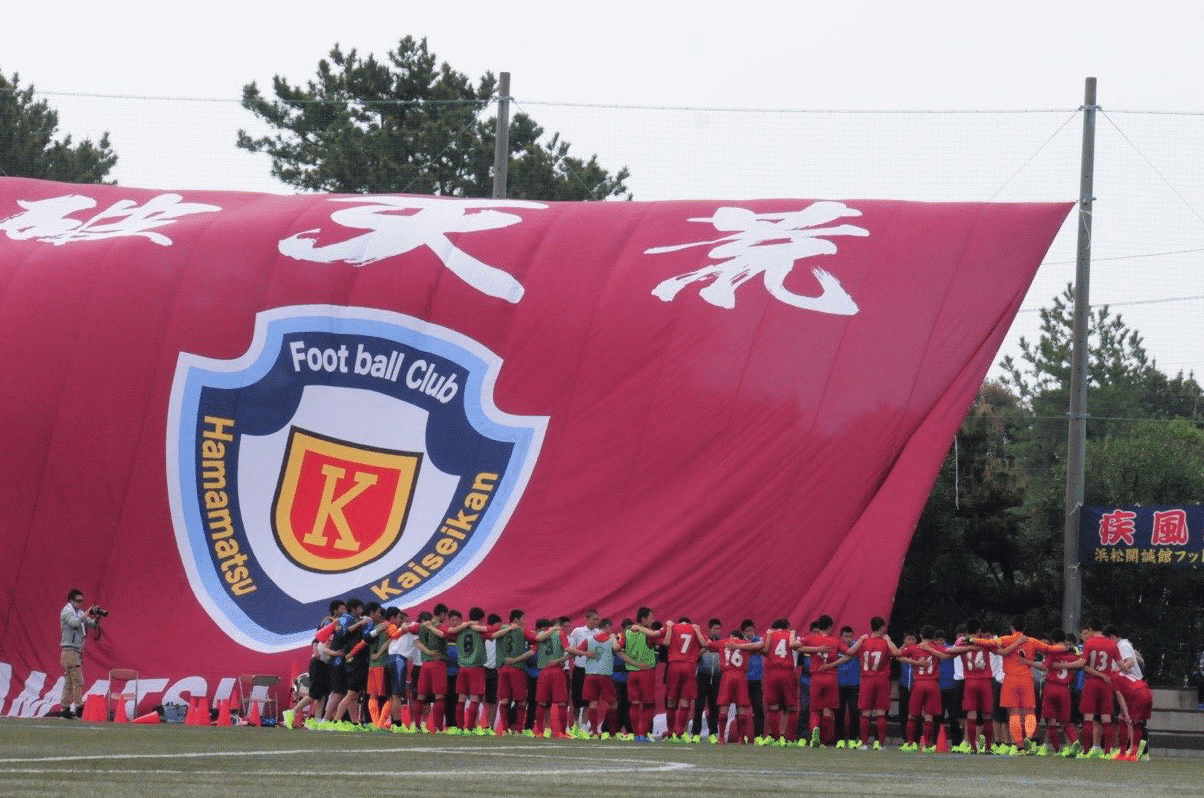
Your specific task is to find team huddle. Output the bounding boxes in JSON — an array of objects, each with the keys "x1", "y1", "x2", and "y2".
[{"x1": 282, "y1": 600, "x2": 1152, "y2": 761}]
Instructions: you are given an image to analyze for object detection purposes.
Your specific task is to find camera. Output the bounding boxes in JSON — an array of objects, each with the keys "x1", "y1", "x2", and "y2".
[{"x1": 90, "y1": 606, "x2": 109, "y2": 618}]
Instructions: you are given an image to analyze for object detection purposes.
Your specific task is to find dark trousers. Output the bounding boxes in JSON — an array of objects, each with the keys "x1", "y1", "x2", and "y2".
[
  {"x1": 692, "y1": 672, "x2": 721, "y2": 736},
  {"x1": 748, "y1": 679, "x2": 764, "y2": 738},
  {"x1": 445, "y1": 672, "x2": 458, "y2": 727},
  {"x1": 836, "y1": 684, "x2": 859, "y2": 740},
  {"x1": 941, "y1": 685, "x2": 964, "y2": 744},
  {"x1": 608, "y1": 681, "x2": 632, "y2": 734},
  {"x1": 897, "y1": 683, "x2": 911, "y2": 738}
]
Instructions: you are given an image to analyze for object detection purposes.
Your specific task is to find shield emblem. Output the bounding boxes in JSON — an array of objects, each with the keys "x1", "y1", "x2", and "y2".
[
  {"x1": 273, "y1": 427, "x2": 421, "y2": 573},
  {"x1": 167, "y1": 305, "x2": 546, "y2": 652}
]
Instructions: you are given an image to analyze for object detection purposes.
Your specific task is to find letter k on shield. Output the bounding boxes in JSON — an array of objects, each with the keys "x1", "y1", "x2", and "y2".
[{"x1": 273, "y1": 427, "x2": 421, "y2": 573}]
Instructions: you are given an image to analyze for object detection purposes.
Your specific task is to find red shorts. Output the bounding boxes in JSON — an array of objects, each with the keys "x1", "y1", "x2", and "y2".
[
  {"x1": 857, "y1": 675, "x2": 891, "y2": 713},
  {"x1": 496, "y1": 667, "x2": 527, "y2": 702},
  {"x1": 1125, "y1": 689, "x2": 1152, "y2": 723},
  {"x1": 582, "y1": 674, "x2": 616, "y2": 704},
  {"x1": 665, "y1": 662, "x2": 697, "y2": 702},
  {"x1": 416, "y1": 660, "x2": 448, "y2": 697},
  {"x1": 717, "y1": 673, "x2": 750, "y2": 708},
  {"x1": 763, "y1": 668, "x2": 798, "y2": 709},
  {"x1": 1078, "y1": 677, "x2": 1113, "y2": 717},
  {"x1": 627, "y1": 668, "x2": 656, "y2": 703},
  {"x1": 908, "y1": 681, "x2": 942, "y2": 717},
  {"x1": 810, "y1": 675, "x2": 839, "y2": 711},
  {"x1": 367, "y1": 666, "x2": 387, "y2": 698},
  {"x1": 1040, "y1": 682, "x2": 1072, "y2": 723},
  {"x1": 962, "y1": 678, "x2": 995, "y2": 716},
  {"x1": 457, "y1": 666, "x2": 485, "y2": 698},
  {"x1": 535, "y1": 668, "x2": 569, "y2": 704}
]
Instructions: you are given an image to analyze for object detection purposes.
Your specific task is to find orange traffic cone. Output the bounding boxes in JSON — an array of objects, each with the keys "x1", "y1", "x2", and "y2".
[
  {"x1": 216, "y1": 699, "x2": 233, "y2": 727},
  {"x1": 134, "y1": 711, "x2": 161, "y2": 724},
  {"x1": 113, "y1": 699, "x2": 130, "y2": 724},
  {"x1": 247, "y1": 699, "x2": 261, "y2": 727},
  {"x1": 935, "y1": 725, "x2": 950, "y2": 754},
  {"x1": 184, "y1": 696, "x2": 200, "y2": 725},
  {"x1": 81, "y1": 694, "x2": 107, "y2": 723}
]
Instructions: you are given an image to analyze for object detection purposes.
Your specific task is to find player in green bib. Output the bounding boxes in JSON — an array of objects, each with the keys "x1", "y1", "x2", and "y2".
[
  {"x1": 531, "y1": 618, "x2": 587, "y2": 738},
  {"x1": 491, "y1": 609, "x2": 536, "y2": 734},
  {"x1": 620, "y1": 607, "x2": 660, "y2": 741},
  {"x1": 449, "y1": 606, "x2": 496, "y2": 733},
  {"x1": 414, "y1": 604, "x2": 451, "y2": 732}
]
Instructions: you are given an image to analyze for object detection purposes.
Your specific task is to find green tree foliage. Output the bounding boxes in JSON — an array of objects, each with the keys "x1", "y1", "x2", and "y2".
[
  {"x1": 896, "y1": 287, "x2": 1204, "y2": 682},
  {"x1": 892, "y1": 381, "x2": 1056, "y2": 637},
  {"x1": 238, "y1": 37, "x2": 630, "y2": 200},
  {"x1": 0, "y1": 72, "x2": 117, "y2": 183}
]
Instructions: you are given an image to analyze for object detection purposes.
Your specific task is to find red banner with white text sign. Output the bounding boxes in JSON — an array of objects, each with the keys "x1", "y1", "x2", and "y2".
[{"x1": 0, "y1": 178, "x2": 1070, "y2": 716}]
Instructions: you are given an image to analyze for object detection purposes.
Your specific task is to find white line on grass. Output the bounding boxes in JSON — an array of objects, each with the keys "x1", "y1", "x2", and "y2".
[
  {"x1": 0, "y1": 745, "x2": 538, "y2": 764},
  {"x1": 0, "y1": 764, "x2": 695, "y2": 777},
  {"x1": 0, "y1": 746, "x2": 696, "y2": 776}
]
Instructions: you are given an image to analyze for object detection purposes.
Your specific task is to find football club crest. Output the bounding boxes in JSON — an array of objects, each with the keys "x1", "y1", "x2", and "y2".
[{"x1": 167, "y1": 305, "x2": 546, "y2": 652}]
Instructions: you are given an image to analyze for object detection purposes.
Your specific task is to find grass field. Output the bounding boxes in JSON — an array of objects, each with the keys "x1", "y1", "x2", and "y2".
[{"x1": 2, "y1": 718, "x2": 1202, "y2": 798}]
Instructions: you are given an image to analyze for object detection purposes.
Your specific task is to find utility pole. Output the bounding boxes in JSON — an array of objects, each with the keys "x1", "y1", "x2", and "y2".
[
  {"x1": 1063, "y1": 76, "x2": 1097, "y2": 634},
  {"x1": 492, "y1": 72, "x2": 511, "y2": 199}
]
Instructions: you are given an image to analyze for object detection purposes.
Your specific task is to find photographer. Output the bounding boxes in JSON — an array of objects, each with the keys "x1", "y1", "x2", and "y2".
[{"x1": 58, "y1": 588, "x2": 104, "y2": 719}]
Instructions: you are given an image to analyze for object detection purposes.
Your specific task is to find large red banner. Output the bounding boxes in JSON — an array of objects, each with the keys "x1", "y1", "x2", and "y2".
[{"x1": 0, "y1": 178, "x2": 1069, "y2": 716}]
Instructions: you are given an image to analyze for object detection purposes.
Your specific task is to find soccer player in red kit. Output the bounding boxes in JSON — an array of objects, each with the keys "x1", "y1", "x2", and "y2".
[
  {"x1": 761, "y1": 619, "x2": 801, "y2": 744},
  {"x1": 1079, "y1": 618, "x2": 1123, "y2": 757},
  {"x1": 492, "y1": 609, "x2": 538, "y2": 735},
  {"x1": 446, "y1": 606, "x2": 498, "y2": 733},
  {"x1": 706, "y1": 630, "x2": 764, "y2": 744},
  {"x1": 1108, "y1": 670, "x2": 1153, "y2": 761},
  {"x1": 798, "y1": 614, "x2": 850, "y2": 747},
  {"x1": 897, "y1": 625, "x2": 948, "y2": 751},
  {"x1": 1035, "y1": 629, "x2": 1084, "y2": 755},
  {"x1": 660, "y1": 617, "x2": 706, "y2": 741},
  {"x1": 619, "y1": 607, "x2": 660, "y2": 742},
  {"x1": 530, "y1": 618, "x2": 586, "y2": 738},
  {"x1": 942, "y1": 618, "x2": 999, "y2": 754},
  {"x1": 844, "y1": 616, "x2": 898, "y2": 750},
  {"x1": 412, "y1": 604, "x2": 452, "y2": 732}
]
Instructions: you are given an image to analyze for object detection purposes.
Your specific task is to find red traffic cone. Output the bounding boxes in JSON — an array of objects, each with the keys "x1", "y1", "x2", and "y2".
[
  {"x1": 935, "y1": 725, "x2": 950, "y2": 754},
  {"x1": 216, "y1": 699, "x2": 233, "y2": 727},
  {"x1": 247, "y1": 699, "x2": 261, "y2": 727},
  {"x1": 134, "y1": 711, "x2": 161, "y2": 724},
  {"x1": 113, "y1": 699, "x2": 130, "y2": 724},
  {"x1": 81, "y1": 694, "x2": 107, "y2": 723}
]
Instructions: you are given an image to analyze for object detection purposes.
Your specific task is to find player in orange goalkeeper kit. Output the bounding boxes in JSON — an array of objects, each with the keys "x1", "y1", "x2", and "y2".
[{"x1": 968, "y1": 614, "x2": 1067, "y2": 753}]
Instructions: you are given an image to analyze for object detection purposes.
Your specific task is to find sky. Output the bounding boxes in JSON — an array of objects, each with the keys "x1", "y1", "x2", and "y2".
[{"x1": 4, "y1": 0, "x2": 1204, "y2": 378}]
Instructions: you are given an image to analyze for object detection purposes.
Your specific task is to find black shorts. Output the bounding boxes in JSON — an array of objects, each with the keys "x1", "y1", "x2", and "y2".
[
  {"x1": 485, "y1": 668, "x2": 498, "y2": 704},
  {"x1": 329, "y1": 660, "x2": 349, "y2": 695},
  {"x1": 387, "y1": 655, "x2": 408, "y2": 697},
  {"x1": 992, "y1": 681, "x2": 1006, "y2": 723},
  {"x1": 347, "y1": 658, "x2": 369, "y2": 693},
  {"x1": 308, "y1": 658, "x2": 331, "y2": 702}
]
